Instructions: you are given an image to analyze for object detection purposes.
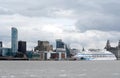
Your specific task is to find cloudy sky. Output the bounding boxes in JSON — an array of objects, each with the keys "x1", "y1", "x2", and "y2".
[{"x1": 0, "y1": 0, "x2": 120, "y2": 50}]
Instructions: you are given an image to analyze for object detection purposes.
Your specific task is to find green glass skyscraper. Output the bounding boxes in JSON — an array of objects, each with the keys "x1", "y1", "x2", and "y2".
[{"x1": 11, "y1": 27, "x2": 18, "y2": 56}]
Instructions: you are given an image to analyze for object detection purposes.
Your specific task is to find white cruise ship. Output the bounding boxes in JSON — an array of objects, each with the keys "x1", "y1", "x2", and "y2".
[{"x1": 72, "y1": 49, "x2": 116, "y2": 60}]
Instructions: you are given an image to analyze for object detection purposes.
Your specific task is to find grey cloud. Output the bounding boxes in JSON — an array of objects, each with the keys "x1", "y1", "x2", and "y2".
[
  {"x1": 76, "y1": 15, "x2": 120, "y2": 32},
  {"x1": 0, "y1": 0, "x2": 102, "y2": 17},
  {"x1": 0, "y1": 7, "x2": 13, "y2": 15},
  {"x1": 98, "y1": 1, "x2": 120, "y2": 16},
  {"x1": 0, "y1": 0, "x2": 120, "y2": 18},
  {"x1": 74, "y1": 0, "x2": 120, "y2": 32}
]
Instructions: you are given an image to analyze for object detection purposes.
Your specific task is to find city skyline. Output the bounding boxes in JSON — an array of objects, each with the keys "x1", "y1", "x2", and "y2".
[{"x1": 0, "y1": 0, "x2": 120, "y2": 50}]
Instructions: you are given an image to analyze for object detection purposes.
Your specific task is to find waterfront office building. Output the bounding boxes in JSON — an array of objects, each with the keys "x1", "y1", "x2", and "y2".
[
  {"x1": 56, "y1": 39, "x2": 66, "y2": 60},
  {"x1": 34, "y1": 41, "x2": 53, "y2": 60},
  {"x1": 18, "y1": 41, "x2": 26, "y2": 54},
  {"x1": 0, "y1": 41, "x2": 2, "y2": 56},
  {"x1": 56, "y1": 39, "x2": 71, "y2": 57},
  {"x1": 11, "y1": 27, "x2": 18, "y2": 56}
]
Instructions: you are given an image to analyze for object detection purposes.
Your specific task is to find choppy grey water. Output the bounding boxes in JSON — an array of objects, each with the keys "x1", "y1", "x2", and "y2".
[{"x1": 0, "y1": 61, "x2": 120, "y2": 78}]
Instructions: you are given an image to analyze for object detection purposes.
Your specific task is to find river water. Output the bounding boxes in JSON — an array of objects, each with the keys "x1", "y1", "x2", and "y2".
[{"x1": 0, "y1": 61, "x2": 120, "y2": 78}]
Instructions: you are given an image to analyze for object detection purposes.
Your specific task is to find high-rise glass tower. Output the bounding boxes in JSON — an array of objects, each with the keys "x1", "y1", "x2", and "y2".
[{"x1": 11, "y1": 27, "x2": 18, "y2": 56}]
